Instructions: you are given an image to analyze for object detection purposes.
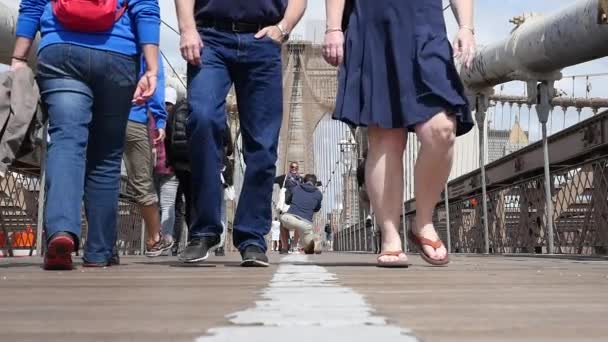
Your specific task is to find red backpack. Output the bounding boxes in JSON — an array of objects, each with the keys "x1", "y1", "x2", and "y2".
[{"x1": 52, "y1": 0, "x2": 128, "y2": 32}]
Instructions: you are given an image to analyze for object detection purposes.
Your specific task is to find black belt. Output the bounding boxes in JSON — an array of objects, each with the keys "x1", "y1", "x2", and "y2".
[{"x1": 199, "y1": 20, "x2": 269, "y2": 33}]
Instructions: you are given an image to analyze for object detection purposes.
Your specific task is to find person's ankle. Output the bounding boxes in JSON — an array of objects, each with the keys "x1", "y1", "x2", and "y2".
[
  {"x1": 146, "y1": 235, "x2": 160, "y2": 248},
  {"x1": 413, "y1": 222, "x2": 433, "y2": 233}
]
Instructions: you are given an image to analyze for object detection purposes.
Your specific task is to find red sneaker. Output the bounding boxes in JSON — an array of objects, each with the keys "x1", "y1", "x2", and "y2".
[{"x1": 44, "y1": 233, "x2": 75, "y2": 271}]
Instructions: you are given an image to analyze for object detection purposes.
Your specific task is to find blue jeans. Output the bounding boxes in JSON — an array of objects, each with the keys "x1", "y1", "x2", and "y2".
[
  {"x1": 37, "y1": 44, "x2": 138, "y2": 263},
  {"x1": 187, "y1": 28, "x2": 283, "y2": 252}
]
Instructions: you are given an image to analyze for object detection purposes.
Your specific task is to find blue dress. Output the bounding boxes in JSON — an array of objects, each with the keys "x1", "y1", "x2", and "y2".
[{"x1": 333, "y1": 0, "x2": 473, "y2": 136}]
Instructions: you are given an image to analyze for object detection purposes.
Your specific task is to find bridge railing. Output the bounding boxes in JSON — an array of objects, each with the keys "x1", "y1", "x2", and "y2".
[
  {"x1": 0, "y1": 167, "x2": 145, "y2": 257},
  {"x1": 336, "y1": 106, "x2": 608, "y2": 256},
  {"x1": 336, "y1": 0, "x2": 608, "y2": 256}
]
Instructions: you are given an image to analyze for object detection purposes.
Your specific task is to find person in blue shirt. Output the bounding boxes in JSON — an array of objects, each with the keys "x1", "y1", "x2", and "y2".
[
  {"x1": 122, "y1": 54, "x2": 173, "y2": 258},
  {"x1": 11, "y1": 0, "x2": 160, "y2": 270},
  {"x1": 175, "y1": 0, "x2": 308, "y2": 267},
  {"x1": 280, "y1": 174, "x2": 323, "y2": 254}
]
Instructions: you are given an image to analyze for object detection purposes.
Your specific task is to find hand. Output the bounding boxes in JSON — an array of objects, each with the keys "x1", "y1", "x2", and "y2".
[
  {"x1": 453, "y1": 28, "x2": 476, "y2": 69},
  {"x1": 254, "y1": 25, "x2": 284, "y2": 44},
  {"x1": 322, "y1": 31, "x2": 344, "y2": 66},
  {"x1": 10, "y1": 59, "x2": 28, "y2": 72},
  {"x1": 132, "y1": 71, "x2": 157, "y2": 105},
  {"x1": 180, "y1": 28, "x2": 204, "y2": 65},
  {"x1": 154, "y1": 128, "x2": 166, "y2": 143}
]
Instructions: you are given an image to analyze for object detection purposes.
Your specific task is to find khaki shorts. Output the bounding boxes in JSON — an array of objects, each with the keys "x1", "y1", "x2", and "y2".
[
  {"x1": 123, "y1": 121, "x2": 158, "y2": 206},
  {"x1": 280, "y1": 213, "x2": 313, "y2": 233}
]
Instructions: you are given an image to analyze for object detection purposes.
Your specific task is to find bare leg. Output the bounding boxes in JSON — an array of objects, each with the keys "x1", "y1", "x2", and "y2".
[
  {"x1": 293, "y1": 230, "x2": 300, "y2": 251},
  {"x1": 366, "y1": 127, "x2": 408, "y2": 263},
  {"x1": 141, "y1": 204, "x2": 162, "y2": 249},
  {"x1": 279, "y1": 226, "x2": 289, "y2": 251},
  {"x1": 414, "y1": 112, "x2": 455, "y2": 260}
]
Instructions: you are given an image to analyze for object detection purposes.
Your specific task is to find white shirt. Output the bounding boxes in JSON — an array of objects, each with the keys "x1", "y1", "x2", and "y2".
[{"x1": 271, "y1": 220, "x2": 281, "y2": 233}]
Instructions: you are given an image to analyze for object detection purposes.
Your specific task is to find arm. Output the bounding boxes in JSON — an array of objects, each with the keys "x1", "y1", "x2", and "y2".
[
  {"x1": 275, "y1": 174, "x2": 286, "y2": 186},
  {"x1": 278, "y1": 0, "x2": 308, "y2": 35},
  {"x1": 130, "y1": 0, "x2": 160, "y2": 73},
  {"x1": 175, "y1": 0, "x2": 203, "y2": 65},
  {"x1": 450, "y1": 0, "x2": 476, "y2": 68},
  {"x1": 325, "y1": 0, "x2": 345, "y2": 32},
  {"x1": 255, "y1": 0, "x2": 307, "y2": 43},
  {"x1": 314, "y1": 193, "x2": 323, "y2": 212},
  {"x1": 130, "y1": 0, "x2": 161, "y2": 103},
  {"x1": 322, "y1": 0, "x2": 345, "y2": 66},
  {"x1": 11, "y1": 0, "x2": 46, "y2": 70},
  {"x1": 450, "y1": 0, "x2": 474, "y2": 29},
  {"x1": 147, "y1": 56, "x2": 167, "y2": 133}
]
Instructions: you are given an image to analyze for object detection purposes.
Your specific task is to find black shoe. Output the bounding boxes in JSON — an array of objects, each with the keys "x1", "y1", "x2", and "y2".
[
  {"x1": 279, "y1": 249, "x2": 289, "y2": 255},
  {"x1": 214, "y1": 247, "x2": 225, "y2": 256},
  {"x1": 240, "y1": 245, "x2": 269, "y2": 267},
  {"x1": 109, "y1": 249, "x2": 120, "y2": 266},
  {"x1": 82, "y1": 249, "x2": 120, "y2": 268},
  {"x1": 178, "y1": 235, "x2": 221, "y2": 263},
  {"x1": 171, "y1": 245, "x2": 179, "y2": 257}
]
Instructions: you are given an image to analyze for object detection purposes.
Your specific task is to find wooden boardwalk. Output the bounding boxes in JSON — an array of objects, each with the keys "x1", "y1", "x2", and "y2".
[{"x1": 0, "y1": 253, "x2": 606, "y2": 341}]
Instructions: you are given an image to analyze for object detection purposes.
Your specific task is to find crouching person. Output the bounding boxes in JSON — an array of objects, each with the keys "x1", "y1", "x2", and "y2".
[{"x1": 280, "y1": 174, "x2": 323, "y2": 254}]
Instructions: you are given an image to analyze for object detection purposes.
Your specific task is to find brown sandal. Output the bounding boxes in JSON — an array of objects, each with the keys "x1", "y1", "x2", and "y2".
[
  {"x1": 376, "y1": 250, "x2": 410, "y2": 268},
  {"x1": 407, "y1": 230, "x2": 450, "y2": 266}
]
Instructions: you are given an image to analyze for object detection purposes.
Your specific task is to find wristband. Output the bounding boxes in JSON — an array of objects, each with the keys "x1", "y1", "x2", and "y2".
[
  {"x1": 325, "y1": 28, "x2": 343, "y2": 34},
  {"x1": 460, "y1": 25, "x2": 475, "y2": 35},
  {"x1": 12, "y1": 56, "x2": 28, "y2": 62}
]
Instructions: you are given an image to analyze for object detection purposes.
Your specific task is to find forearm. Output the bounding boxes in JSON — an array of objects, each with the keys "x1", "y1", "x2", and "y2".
[
  {"x1": 175, "y1": 0, "x2": 197, "y2": 32},
  {"x1": 12, "y1": 37, "x2": 34, "y2": 60},
  {"x1": 450, "y1": 0, "x2": 474, "y2": 29},
  {"x1": 325, "y1": 0, "x2": 345, "y2": 29},
  {"x1": 142, "y1": 45, "x2": 159, "y2": 74},
  {"x1": 150, "y1": 76, "x2": 167, "y2": 129},
  {"x1": 278, "y1": 0, "x2": 307, "y2": 33}
]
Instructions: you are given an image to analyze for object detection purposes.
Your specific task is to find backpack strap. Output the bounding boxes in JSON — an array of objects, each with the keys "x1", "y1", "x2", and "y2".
[{"x1": 114, "y1": 0, "x2": 129, "y2": 21}]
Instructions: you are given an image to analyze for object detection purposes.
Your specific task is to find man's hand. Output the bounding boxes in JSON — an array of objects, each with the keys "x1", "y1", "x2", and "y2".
[
  {"x1": 322, "y1": 31, "x2": 344, "y2": 66},
  {"x1": 180, "y1": 28, "x2": 203, "y2": 65},
  {"x1": 132, "y1": 71, "x2": 158, "y2": 105},
  {"x1": 154, "y1": 128, "x2": 166, "y2": 143},
  {"x1": 10, "y1": 59, "x2": 28, "y2": 72},
  {"x1": 255, "y1": 25, "x2": 284, "y2": 44}
]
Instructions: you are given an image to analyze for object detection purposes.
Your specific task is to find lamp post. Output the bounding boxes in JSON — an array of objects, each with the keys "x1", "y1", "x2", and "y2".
[{"x1": 339, "y1": 134, "x2": 357, "y2": 251}]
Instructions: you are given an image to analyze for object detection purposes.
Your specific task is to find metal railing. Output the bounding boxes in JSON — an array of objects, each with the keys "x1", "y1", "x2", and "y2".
[
  {"x1": 337, "y1": 109, "x2": 608, "y2": 255},
  {"x1": 424, "y1": 154, "x2": 608, "y2": 255},
  {"x1": 1, "y1": 168, "x2": 145, "y2": 257}
]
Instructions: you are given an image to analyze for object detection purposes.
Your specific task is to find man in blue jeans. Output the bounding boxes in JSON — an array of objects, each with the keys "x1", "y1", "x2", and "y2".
[{"x1": 174, "y1": 0, "x2": 307, "y2": 266}]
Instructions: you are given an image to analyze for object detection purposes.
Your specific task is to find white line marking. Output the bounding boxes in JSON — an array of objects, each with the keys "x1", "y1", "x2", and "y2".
[{"x1": 196, "y1": 254, "x2": 418, "y2": 341}]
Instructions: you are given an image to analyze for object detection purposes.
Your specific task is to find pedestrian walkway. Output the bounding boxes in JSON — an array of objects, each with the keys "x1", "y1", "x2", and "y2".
[{"x1": 0, "y1": 253, "x2": 606, "y2": 341}]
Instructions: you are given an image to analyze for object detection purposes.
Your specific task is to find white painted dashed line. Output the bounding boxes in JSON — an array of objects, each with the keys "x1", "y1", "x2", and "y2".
[{"x1": 196, "y1": 254, "x2": 418, "y2": 342}]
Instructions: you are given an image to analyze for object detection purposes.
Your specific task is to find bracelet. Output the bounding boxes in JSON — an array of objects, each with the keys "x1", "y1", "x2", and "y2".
[
  {"x1": 325, "y1": 27, "x2": 342, "y2": 34},
  {"x1": 460, "y1": 25, "x2": 475, "y2": 35},
  {"x1": 276, "y1": 23, "x2": 289, "y2": 37},
  {"x1": 12, "y1": 56, "x2": 28, "y2": 62}
]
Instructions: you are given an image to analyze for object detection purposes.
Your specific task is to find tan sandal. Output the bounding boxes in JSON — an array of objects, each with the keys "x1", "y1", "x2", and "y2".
[
  {"x1": 407, "y1": 230, "x2": 450, "y2": 266},
  {"x1": 376, "y1": 250, "x2": 410, "y2": 268}
]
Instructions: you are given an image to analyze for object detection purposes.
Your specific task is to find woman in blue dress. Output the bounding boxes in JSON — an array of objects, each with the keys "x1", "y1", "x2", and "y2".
[{"x1": 323, "y1": 0, "x2": 476, "y2": 267}]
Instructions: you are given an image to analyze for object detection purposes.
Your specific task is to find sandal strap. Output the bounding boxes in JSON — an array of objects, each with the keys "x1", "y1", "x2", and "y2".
[
  {"x1": 416, "y1": 236, "x2": 444, "y2": 249},
  {"x1": 378, "y1": 250, "x2": 405, "y2": 257}
]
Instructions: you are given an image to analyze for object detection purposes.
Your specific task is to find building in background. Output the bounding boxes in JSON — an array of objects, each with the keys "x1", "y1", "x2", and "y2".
[{"x1": 488, "y1": 118, "x2": 529, "y2": 163}]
